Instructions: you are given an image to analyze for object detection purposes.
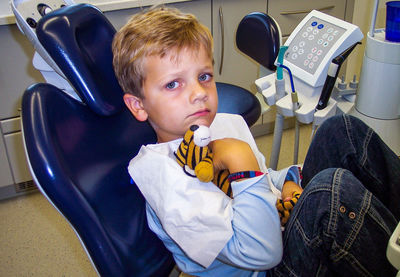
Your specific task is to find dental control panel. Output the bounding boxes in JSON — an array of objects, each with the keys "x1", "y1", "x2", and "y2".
[{"x1": 282, "y1": 10, "x2": 363, "y2": 87}]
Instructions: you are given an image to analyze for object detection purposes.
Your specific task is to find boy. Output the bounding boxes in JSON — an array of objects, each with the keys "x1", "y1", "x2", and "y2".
[{"x1": 112, "y1": 6, "x2": 399, "y2": 276}]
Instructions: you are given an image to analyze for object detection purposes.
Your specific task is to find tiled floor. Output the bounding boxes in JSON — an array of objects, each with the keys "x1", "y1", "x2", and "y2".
[{"x1": 0, "y1": 123, "x2": 312, "y2": 276}]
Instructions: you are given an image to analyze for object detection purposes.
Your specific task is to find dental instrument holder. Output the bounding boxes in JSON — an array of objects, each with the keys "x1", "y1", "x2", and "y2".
[
  {"x1": 256, "y1": 10, "x2": 363, "y2": 126},
  {"x1": 11, "y1": 0, "x2": 79, "y2": 100}
]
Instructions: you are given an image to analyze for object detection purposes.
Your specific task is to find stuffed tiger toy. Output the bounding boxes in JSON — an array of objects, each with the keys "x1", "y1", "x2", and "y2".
[{"x1": 174, "y1": 125, "x2": 232, "y2": 197}]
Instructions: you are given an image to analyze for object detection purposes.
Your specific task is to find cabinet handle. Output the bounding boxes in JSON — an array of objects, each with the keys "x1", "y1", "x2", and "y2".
[
  {"x1": 280, "y1": 5, "x2": 335, "y2": 16},
  {"x1": 218, "y1": 6, "x2": 224, "y2": 75}
]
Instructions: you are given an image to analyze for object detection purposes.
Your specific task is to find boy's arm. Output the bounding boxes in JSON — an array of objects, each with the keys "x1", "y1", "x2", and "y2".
[
  {"x1": 210, "y1": 138, "x2": 283, "y2": 270},
  {"x1": 210, "y1": 138, "x2": 260, "y2": 174}
]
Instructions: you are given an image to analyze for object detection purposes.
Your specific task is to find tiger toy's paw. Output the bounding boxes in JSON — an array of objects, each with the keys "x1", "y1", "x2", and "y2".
[{"x1": 276, "y1": 191, "x2": 301, "y2": 226}]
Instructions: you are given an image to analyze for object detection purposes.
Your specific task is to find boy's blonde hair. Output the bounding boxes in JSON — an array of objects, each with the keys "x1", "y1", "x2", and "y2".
[{"x1": 112, "y1": 6, "x2": 213, "y2": 97}]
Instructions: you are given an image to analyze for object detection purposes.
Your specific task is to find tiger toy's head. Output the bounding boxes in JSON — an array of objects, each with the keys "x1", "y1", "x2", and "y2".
[
  {"x1": 189, "y1": 125, "x2": 211, "y2": 147},
  {"x1": 175, "y1": 125, "x2": 213, "y2": 182}
]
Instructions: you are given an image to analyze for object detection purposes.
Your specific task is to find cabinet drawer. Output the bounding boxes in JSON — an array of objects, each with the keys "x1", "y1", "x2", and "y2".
[
  {"x1": 0, "y1": 134, "x2": 13, "y2": 188},
  {"x1": 268, "y1": 0, "x2": 347, "y2": 38},
  {"x1": 1, "y1": 117, "x2": 21, "y2": 134},
  {"x1": 4, "y1": 132, "x2": 32, "y2": 184}
]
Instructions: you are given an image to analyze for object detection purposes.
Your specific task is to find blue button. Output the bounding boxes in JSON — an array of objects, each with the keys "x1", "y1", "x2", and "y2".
[
  {"x1": 318, "y1": 24, "x2": 324, "y2": 29},
  {"x1": 311, "y1": 21, "x2": 317, "y2": 26}
]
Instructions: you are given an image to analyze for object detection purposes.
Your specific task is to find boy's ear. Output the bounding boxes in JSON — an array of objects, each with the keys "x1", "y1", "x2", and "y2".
[{"x1": 123, "y1": 94, "x2": 148, "y2": 122}]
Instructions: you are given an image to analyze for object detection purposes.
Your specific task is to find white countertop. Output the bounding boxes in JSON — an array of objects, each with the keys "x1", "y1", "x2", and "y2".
[{"x1": 0, "y1": 0, "x2": 191, "y2": 25}]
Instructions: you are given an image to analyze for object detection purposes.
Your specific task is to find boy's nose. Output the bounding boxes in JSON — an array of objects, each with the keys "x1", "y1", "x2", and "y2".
[{"x1": 189, "y1": 82, "x2": 208, "y2": 102}]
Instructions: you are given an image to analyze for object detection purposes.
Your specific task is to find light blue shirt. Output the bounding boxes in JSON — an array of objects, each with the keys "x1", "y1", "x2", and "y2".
[{"x1": 129, "y1": 113, "x2": 300, "y2": 276}]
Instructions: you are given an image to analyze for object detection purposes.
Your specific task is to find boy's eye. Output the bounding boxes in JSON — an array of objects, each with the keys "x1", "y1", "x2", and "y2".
[
  {"x1": 199, "y1": 73, "x2": 212, "y2": 82},
  {"x1": 166, "y1": 81, "x2": 179, "y2": 90}
]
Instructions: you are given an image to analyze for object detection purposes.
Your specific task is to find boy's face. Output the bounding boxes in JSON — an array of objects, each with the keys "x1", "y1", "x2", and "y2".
[{"x1": 124, "y1": 45, "x2": 218, "y2": 143}]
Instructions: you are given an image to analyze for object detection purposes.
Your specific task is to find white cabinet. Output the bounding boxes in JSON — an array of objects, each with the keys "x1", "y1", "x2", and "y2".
[
  {"x1": 167, "y1": 0, "x2": 212, "y2": 30},
  {"x1": 268, "y1": 0, "x2": 350, "y2": 40},
  {"x1": 0, "y1": 23, "x2": 41, "y2": 199},
  {"x1": 0, "y1": 134, "x2": 14, "y2": 188},
  {"x1": 212, "y1": 0, "x2": 268, "y2": 93},
  {"x1": 104, "y1": 1, "x2": 212, "y2": 35},
  {"x1": 4, "y1": 132, "x2": 32, "y2": 185}
]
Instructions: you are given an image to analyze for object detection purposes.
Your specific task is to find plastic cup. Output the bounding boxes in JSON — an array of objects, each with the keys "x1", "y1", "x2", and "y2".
[{"x1": 386, "y1": 1, "x2": 400, "y2": 42}]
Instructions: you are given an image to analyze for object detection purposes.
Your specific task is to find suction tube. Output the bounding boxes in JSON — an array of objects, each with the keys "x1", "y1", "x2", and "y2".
[
  {"x1": 270, "y1": 47, "x2": 289, "y2": 170},
  {"x1": 270, "y1": 56, "x2": 301, "y2": 169},
  {"x1": 276, "y1": 46, "x2": 288, "y2": 80}
]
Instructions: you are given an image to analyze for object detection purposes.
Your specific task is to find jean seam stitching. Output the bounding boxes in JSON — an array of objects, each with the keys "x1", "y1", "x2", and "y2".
[
  {"x1": 343, "y1": 114, "x2": 355, "y2": 152},
  {"x1": 343, "y1": 190, "x2": 371, "y2": 251},
  {"x1": 360, "y1": 127, "x2": 373, "y2": 167},
  {"x1": 327, "y1": 169, "x2": 341, "y2": 235},
  {"x1": 367, "y1": 203, "x2": 397, "y2": 235}
]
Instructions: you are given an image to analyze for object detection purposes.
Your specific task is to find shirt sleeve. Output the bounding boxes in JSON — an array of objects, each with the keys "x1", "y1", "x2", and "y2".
[
  {"x1": 216, "y1": 173, "x2": 283, "y2": 270},
  {"x1": 268, "y1": 165, "x2": 301, "y2": 191}
]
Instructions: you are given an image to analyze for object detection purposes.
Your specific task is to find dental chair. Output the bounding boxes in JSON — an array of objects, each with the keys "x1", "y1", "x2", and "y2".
[
  {"x1": 21, "y1": 4, "x2": 173, "y2": 276},
  {"x1": 20, "y1": 3, "x2": 263, "y2": 276}
]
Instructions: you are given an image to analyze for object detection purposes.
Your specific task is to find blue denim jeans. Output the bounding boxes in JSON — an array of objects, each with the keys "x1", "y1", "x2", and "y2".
[{"x1": 270, "y1": 115, "x2": 400, "y2": 276}]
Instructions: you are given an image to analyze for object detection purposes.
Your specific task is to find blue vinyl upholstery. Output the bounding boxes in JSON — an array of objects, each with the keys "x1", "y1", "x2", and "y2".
[
  {"x1": 36, "y1": 4, "x2": 124, "y2": 116},
  {"x1": 217, "y1": 82, "x2": 261, "y2": 127},
  {"x1": 22, "y1": 83, "x2": 174, "y2": 276}
]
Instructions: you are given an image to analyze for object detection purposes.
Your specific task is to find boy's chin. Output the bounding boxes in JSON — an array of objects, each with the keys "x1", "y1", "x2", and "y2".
[{"x1": 191, "y1": 116, "x2": 215, "y2": 128}]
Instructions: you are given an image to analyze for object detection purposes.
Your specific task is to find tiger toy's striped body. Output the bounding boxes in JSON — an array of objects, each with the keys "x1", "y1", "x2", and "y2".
[{"x1": 175, "y1": 125, "x2": 232, "y2": 197}]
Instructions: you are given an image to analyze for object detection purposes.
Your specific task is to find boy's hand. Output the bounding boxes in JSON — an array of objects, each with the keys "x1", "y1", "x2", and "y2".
[
  {"x1": 281, "y1": 181, "x2": 303, "y2": 201},
  {"x1": 276, "y1": 181, "x2": 303, "y2": 226},
  {"x1": 210, "y1": 138, "x2": 260, "y2": 174}
]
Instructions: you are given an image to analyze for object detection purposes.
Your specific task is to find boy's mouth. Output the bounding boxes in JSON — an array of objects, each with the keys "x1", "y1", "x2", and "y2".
[{"x1": 190, "y1": 109, "x2": 210, "y2": 117}]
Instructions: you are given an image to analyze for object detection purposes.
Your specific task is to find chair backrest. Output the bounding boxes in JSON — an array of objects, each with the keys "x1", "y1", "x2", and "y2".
[
  {"x1": 216, "y1": 82, "x2": 260, "y2": 127},
  {"x1": 36, "y1": 4, "x2": 123, "y2": 116},
  {"x1": 22, "y1": 4, "x2": 175, "y2": 276},
  {"x1": 236, "y1": 12, "x2": 281, "y2": 71}
]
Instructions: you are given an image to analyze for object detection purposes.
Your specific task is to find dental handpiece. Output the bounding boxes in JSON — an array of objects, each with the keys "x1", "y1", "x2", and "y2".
[
  {"x1": 316, "y1": 59, "x2": 341, "y2": 110},
  {"x1": 316, "y1": 42, "x2": 360, "y2": 110}
]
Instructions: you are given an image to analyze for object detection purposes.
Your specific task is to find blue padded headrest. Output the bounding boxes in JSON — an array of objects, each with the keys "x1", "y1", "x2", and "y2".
[
  {"x1": 36, "y1": 4, "x2": 123, "y2": 116},
  {"x1": 236, "y1": 12, "x2": 281, "y2": 71}
]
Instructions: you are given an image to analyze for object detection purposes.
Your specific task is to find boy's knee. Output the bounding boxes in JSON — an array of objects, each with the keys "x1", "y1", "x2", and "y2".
[
  {"x1": 317, "y1": 115, "x2": 346, "y2": 137},
  {"x1": 307, "y1": 168, "x2": 359, "y2": 186},
  {"x1": 306, "y1": 168, "x2": 371, "y2": 207},
  {"x1": 305, "y1": 168, "x2": 338, "y2": 190},
  {"x1": 304, "y1": 168, "x2": 364, "y2": 200},
  {"x1": 318, "y1": 114, "x2": 369, "y2": 136}
]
